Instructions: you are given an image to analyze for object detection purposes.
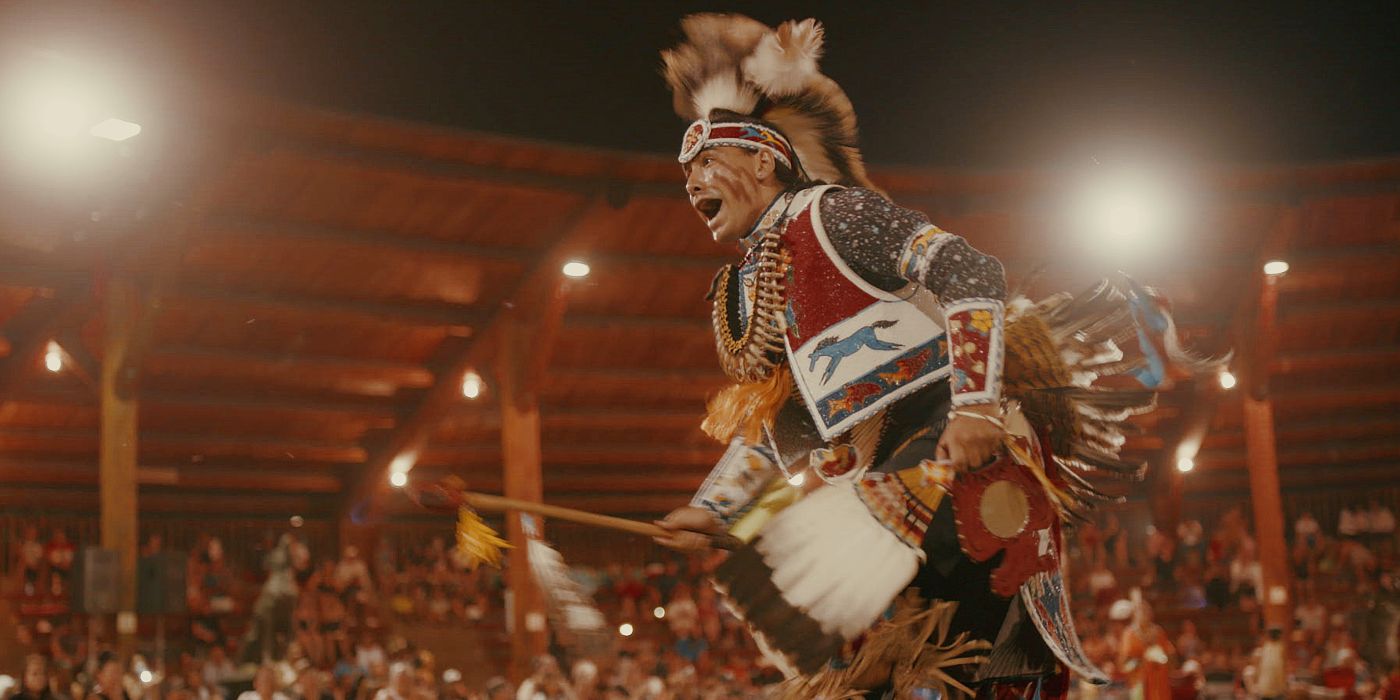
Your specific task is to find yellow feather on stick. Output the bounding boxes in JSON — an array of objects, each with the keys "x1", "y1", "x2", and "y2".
[{"x1": 453, "y1": 506, "x2": 511, "y2": 570}]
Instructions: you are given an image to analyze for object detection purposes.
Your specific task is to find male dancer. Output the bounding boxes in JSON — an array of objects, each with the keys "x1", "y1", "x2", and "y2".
[{"x1": 651, "y1": 14, "x2": 1214, "y2": 698}]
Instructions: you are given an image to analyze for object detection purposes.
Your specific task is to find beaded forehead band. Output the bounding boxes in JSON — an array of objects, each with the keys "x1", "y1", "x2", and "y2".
[{"x1": 678, "y1": 119, "x2": 797, "y2": 171}]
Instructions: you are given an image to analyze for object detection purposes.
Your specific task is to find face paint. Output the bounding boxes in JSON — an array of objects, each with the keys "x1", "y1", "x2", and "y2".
[{"x1": 683, "y1": 147, "x2": 777, "y2": 243}]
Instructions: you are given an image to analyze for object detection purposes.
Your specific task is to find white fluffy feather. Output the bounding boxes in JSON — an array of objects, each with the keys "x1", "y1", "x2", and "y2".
[
  {"x1": 756, "y1": 484, "x2": 919, "y2": 639},
  {"x1": 690, "y1": 73, "x2": 759, "y2": 122},
  {"x1": 742, "y1": 19, "x2": 824, "y2": 97}
]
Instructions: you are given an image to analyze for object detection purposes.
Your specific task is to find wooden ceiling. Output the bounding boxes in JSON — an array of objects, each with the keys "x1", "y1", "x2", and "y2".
[{"x1": 2, "y1": 99, "x2": 1398, "y2": 520}]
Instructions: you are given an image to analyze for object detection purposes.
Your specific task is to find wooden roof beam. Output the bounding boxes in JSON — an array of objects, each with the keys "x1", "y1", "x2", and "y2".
[
  {"x1": 11, "y1": 383, "x2": 402, "y2": 421},
  {"x1": 1272, "y1": 344, "x2": 1400, "y2": 375},
  {"x1": 175, "y1": 283, "x2": 489, "y2": 329},
  {"x1": 342, "y1": 196, "x2": 610, "y2": 517},
  {"x1": 200, "y1": 214, "x2": 535, "y2": 262},
  {"x1": 0, "y1": 459, "x2": 341, "y2": 492},
  {"x1": 0, "y1": 426, "x2": 366, "y2": 462},
  {"x1": 148, "y1": 344, "x2": 435, "y2": 386}
]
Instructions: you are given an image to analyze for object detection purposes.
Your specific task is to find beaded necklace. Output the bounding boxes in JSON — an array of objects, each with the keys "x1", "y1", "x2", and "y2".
[{"x1": 711, "y1": 192, "x2": 797, "y2": 383}]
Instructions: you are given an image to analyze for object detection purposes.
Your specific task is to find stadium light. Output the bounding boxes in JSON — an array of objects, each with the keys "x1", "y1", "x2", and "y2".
[
  {"x1": 44, "y1": 341, "x2": 63, "y2": 372},
  {"x1": 90, "y1": 117, "x2": 141, "y2": 141},
  {"x1": 562, "y1": 260, "x2": 591, "y2": 279},
  {"x1": 461, "y1": 370, "x2": 482, "y2": 399},
  {"x1": 1217, "y1": 371, "x2": 1237, "y2": 390},
  {"x1": 1069, "y1": 164, "x2": 1188, "y2": 264}
]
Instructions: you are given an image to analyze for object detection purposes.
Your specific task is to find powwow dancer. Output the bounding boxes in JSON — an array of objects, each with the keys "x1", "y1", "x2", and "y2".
[{"x1": 649, "y1": 14, "x2": 1221, "y2": 699}]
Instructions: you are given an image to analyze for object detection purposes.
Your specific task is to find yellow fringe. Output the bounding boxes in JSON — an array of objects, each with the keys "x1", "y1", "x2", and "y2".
[
  {"x1": 454, "y1": 506, "x2": 511, "y2": 570},
  {"x1": 701, "y1": 364, "x2": 793, "y2": 444},
  {"x1": 1005, "y1": 437, "x2": 1074, "y2": 521}
]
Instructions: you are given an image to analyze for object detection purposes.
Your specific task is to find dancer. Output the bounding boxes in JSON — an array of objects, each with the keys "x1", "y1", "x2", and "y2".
[{"x1": 651, "y1": 14, "x2": 1218, "y2": 698}]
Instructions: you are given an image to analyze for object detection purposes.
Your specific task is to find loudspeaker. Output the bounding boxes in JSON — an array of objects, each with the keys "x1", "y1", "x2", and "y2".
[
  {"x1": 138, "y1": 551, "x2": 187, "y2": 615},
  {"x1": 74, "y1": 548, "x2": 120, "y2": 614}
]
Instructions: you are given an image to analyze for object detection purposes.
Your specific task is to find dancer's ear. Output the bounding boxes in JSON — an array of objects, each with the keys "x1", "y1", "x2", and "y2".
[{"x1": 754, "y1": 149, "x2": 776, "y2": 184}]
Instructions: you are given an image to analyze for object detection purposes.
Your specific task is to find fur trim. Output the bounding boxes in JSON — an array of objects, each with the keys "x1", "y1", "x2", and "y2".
[
  {"x1": 661, "y1": 14, "x2": 767, "y2": 120},
  {"x1": 742, "y1": 19, "x2": 824, "y2": 96},
  {"x1": 662, "y1": 14, "x2": 877, "y2": 189}
]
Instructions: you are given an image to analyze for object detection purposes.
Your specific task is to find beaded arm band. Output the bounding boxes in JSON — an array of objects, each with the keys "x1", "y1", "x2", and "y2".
[{"x1": 690, "y1": 439, "x2": 780, "y2": 527}]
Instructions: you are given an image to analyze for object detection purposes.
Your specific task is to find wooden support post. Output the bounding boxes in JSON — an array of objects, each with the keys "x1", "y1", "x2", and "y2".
[
  {"x1": 498, "y1": 310, "x2": 549, "y2": 678},
  {"x1": 100, "y1": 274, "x2": 141, "y2": 652},
  {"x1": 1244, "y1": 272, "x2": 1291, "y2": 634}
]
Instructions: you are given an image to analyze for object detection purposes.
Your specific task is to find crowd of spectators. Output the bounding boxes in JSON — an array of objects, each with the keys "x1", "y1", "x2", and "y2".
[
  {"x1": 5, "y1": 497, "x2": 1399, "y2": 700},
  {"x1": 5, "y1": 524, "x2": 773, "y2": 700},
  {"x1": 1067, "y1": 500, "x2": 1400, "y2": 699}
]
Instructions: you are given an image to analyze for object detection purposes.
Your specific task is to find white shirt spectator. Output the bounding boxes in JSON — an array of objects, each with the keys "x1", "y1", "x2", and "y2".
[
  {"x1": 1230, "y1": 559, "x2": 1263, "y2": 595},
  {"x1": 237, "y1": 691, "x2": 291, "y2": 700},
  {"x1": 1296, "y1": 601, "x2": 1327, "y2": 633},
  {"x1": 1254, "y1": 640, "x2": 1286, "y2": 698},
  {"x1": 355, "y1": 642, "x2": 386, "y2": 673}
]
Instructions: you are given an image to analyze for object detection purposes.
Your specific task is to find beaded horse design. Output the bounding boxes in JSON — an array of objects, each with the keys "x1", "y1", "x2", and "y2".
[{"x1": 809, "y1": 319, "x2": 902, "y2": 384}]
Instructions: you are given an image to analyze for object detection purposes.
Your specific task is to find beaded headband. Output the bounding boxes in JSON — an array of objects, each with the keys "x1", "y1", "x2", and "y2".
[{"x1": 678, "y1": 119, "x2": 796, "y2": 171}]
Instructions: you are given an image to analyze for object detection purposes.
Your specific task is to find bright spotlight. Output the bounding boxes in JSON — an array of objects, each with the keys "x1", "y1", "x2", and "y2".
[
  {"x1": 618, "y1": 623, "x2": 634, "y2": 637},
  {"x1": 1262, "y1": 260, "x2": 1290, "y2": 276},
  {"x1": 389, "y1": 471, "x2": 408, "y2": 488},
  {"x1": 786, "y1": 472, "x2": 805, "y2": 487},
  {"x1": 90, "y1": 117, "x2": 141, "y2": 142},
  {"x1": 389, "y1": 451, "x2": 416, "y2": 474},
  {"x1": 562, "y1": 260, "x2": 591, "y2": 279},
  {"x1": 1072, "y1": 167, "x2": 1183, "y2": 263},
  {"x1": 1217, "y1": 371, "x2": 1237, "y2": 390},
  {"x1": 461, "y1": 370, "x2": 482, "y2": 399},
  {"x1": 44, "y1": 341, "x2": 63, "y2": 373},
  {"x1": 652, "y1": 606, "x2": 666, "y2": 620},
  {"x1": 1176, "y1": 457, "x2": 1195, "y2": 473}
]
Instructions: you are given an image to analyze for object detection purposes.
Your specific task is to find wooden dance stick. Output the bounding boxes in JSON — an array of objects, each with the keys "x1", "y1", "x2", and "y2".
[{"x1": 459, "y1": 491, "x2": 743, "y2": 551}]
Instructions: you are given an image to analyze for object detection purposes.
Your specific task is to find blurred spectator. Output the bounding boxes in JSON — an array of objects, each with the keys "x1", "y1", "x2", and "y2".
[
  {"x1": 290, "y1": 669, "x2": 331, "y2": 700},
  {"x1": 16, "y1": 524, "x2": 45, "y2": 597},
  {"x1": 664, "y1": 584, "x2": 698, "y2": 639},
  {"x1": 236, "y1": 666, "x2": 289, "y2": 700},
  {"x1": 481, "y1": 678, "x2": 512, "y2": 700},
  {"x1": 333, "y1": 547, "x2": 372, "y2": 612},
  {"x1": 13, "y1": 655, "x2": 60, "y2": 700},
  {"x1": 202, "y1": 646, "x2": 236, "y2": 690},
  {"x1": 1249, "y1": 628, "x2": 1286, "y2": 700},
  {"x1": 354, "y1": 632, "x2": 386, "y2": 674},
  {"x1": 1118, "y1": 601, "x2": 1174, "y2": 700},
  {"x1": 1295, "y1": 512, "x2": 1321, "y2": 549},
  {"x1": 45, "y1": 529, "x2": 75, "y2": 594},
  {"x1": 86, "y1": 652, "x2": 130, "y2": 700},
  {"x1": 1175, "y1": 620, "x2": 1202, "y2": 662},
  {"x1": 371, "y1": 664, "x2": 415, "y2": 700},
  {"x1": 515, "y1": 656, "x2": 573, "y2": 700},
  {"x1": 1339, "y1": 504, "x2": 1362, "y2": 540}
]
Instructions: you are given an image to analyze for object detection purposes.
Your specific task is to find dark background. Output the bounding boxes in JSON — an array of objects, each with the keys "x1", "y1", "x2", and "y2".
[{"x1": 8, "y1": 1, "x2": 1400, "y2": 168}]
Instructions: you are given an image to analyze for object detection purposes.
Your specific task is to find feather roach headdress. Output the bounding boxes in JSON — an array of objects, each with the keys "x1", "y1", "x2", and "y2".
[{"x1": 663, "y1": 14, "x2": 876, "y2": 189}]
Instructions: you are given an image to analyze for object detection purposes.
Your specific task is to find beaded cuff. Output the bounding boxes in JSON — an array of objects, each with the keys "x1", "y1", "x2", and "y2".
[
  {"x1": 944, "y1": 298, "x2": 1006, "y2": 406},
  {"x1": 690, "y1": 439, "x2": 780, "y2": 526}
]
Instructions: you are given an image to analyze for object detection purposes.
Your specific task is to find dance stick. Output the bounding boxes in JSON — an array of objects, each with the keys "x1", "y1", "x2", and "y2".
[{"x1": 415, "y1": 483, "x2": 742, "y2": 551}]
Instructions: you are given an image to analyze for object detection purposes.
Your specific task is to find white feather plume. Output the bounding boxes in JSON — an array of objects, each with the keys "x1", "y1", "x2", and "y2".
[
  {"x1": 742, "y1": 19, "x2": 824, "y2": 97},
  {"x1": 690, "y1": 73, "x2": 759, "y2": 123}
]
